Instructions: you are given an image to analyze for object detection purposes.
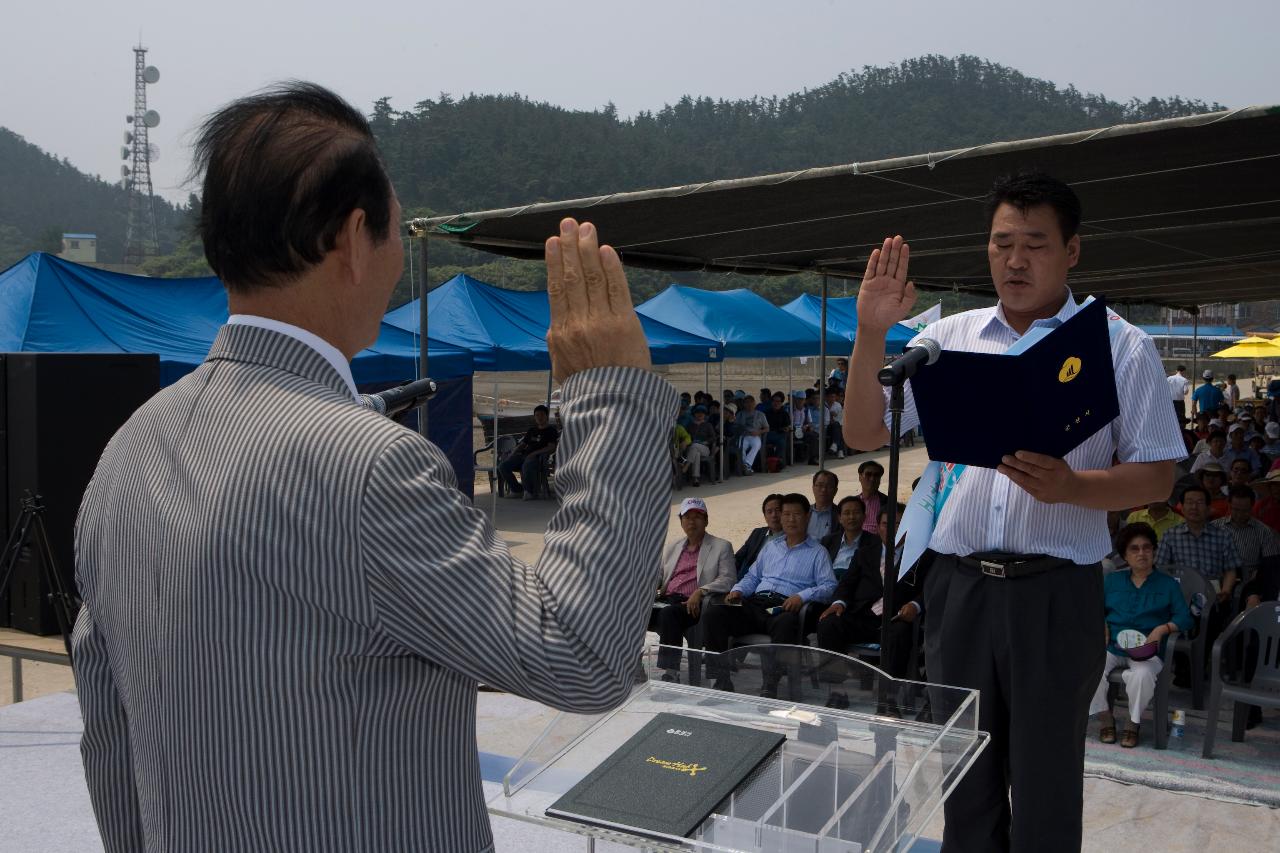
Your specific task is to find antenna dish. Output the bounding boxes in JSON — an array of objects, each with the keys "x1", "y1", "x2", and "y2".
[
  {"x1": 121, "y1": 146, "x2": 130, "y2": 160},
  {"x1": 143, "y1": 110, "x2": 160, "y2": 128},
  {"x1": 124, "y1": 131, "x2": 133, "y2": 145},
  {"x1": 143, "y1": 66, "x2": 160, "y2": 84},
  {"x1": 146, "y1": 143, "x2": 160, "y2": 163},
  {"x1": 121, "y1": 165, "x2": 131, "y2": 177}
]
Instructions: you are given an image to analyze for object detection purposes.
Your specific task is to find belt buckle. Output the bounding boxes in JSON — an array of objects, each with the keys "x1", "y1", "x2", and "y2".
[{"x1": 980, "y1": 560, "x2": 1007, "y2": 579}]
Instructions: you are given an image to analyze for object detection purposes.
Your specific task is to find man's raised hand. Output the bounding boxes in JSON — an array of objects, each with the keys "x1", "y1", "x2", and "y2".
[
  {"x1": 856, "y1": 236, "x2": 916, "y2": 334},
  {"x1": 545, "y1": 218, "x2": 652, "y2": 383}
]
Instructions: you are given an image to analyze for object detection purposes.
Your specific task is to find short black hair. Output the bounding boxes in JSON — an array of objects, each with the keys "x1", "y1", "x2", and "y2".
[
  {"x1": 812, "y1": 469, "x2": 839, "y2": 489},
  {"x1": 858, "y1": 460, "x2": 885, "y2": 476},
  {"x1": 780, "y1": 493, "x2": 811, "y2": 514},
  {"x1": 984, "y1": 171, "x2": 1082, "y2": 244},
  {"x1": 533, "y1": 404, "x2": 549, "y2": 415},
  {"x1": 1115, "y1": 522, "x2": 1157, "y2": 555},
  {"x1": 193, "y1": 81, "x2": 394, "y2": 292},
  {"x1": 878, "y1": 502, "x2": 907, "y2": 522},
  {"x1": 1228, "y1": 374, "x2": 1237, "y2": 381},
  {"x1": 837, "y1": 495, "x2": 865, "y2": 512},
  {"x1": 1229, "y1": 485, "x2": 1257, "y2": 502},
  {"x1": 1230, "y1": 458, "x2": 1251, "y2": 472},
  {"x1": 1209, "y1": 430, "x2": 1227, "y2": 442},
  {"x1": 1181, "y1": 485, "x2": 1211, "y2": 504},
  {"x1": 1177, "y1": 365, "x2": 1187, "y2": 372},
  {"x1": 761, "y1": 493, "x2": 784, "y2": 513}
]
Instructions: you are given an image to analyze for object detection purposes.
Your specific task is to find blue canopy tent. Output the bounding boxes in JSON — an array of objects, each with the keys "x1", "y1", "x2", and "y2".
[
  {"x1": 636, "y1": 285, "x2": 826, "y2": 477},
  {"x1": 0, "y1": 253, "x2": 477, "y2": 493},
  {"x1": 384, "y1": 273, "x2": 724, "y2": 371},
  {"x1": 0, "y1": 253, "x2": 473, "y2": 384},
  {"x1": 781, "y1": 294, "x2": 915, "y2": 355}
]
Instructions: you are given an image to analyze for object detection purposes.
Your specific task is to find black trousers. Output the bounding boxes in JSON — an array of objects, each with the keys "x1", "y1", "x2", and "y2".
[
  {"x1": 815, "y1": 609, "x2": 914, "y2": 678},
  {"x1": 1173, "y1": 400, "x2": 1186, "y2": 425},
  {"x1": 702, "y1": 594, "x2": 808, "y2": 680},
  {"x1": 648, "y1": 601, "x2": 700, "y2": 671},
  {"x1": 924, "y1": 555, "x2": 1105, "y2": 853}
]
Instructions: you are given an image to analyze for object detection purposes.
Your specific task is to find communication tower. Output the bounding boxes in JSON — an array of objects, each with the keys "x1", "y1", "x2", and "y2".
[{"x1": 122, "y1": 44, "x2": 161, "y2": 265}]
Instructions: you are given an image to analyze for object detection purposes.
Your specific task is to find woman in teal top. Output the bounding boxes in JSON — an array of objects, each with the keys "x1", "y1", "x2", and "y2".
[{"x1": 1089, "y1": 522, "x2": 1194, "y2": 748}]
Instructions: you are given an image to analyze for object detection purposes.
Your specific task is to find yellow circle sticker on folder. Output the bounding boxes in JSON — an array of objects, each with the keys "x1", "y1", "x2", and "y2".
[{"x1": 1058, "y1": 356, "x2": 1082, "y2": 383}]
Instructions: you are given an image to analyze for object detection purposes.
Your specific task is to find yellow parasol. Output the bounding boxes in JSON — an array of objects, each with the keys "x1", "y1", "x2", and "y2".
[{"x1": 1210, "y1": 337, "x2": 1280, "y2": 359}]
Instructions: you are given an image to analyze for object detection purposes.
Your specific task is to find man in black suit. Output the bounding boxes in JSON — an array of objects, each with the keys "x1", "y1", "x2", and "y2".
[
  {"x1": 734, "y1": 493, "x2": 784, "y2": 578},
  {"x1": 820, "y1": 496, "x2": 879, "y2": 578},
  {"x1": 816, "y1": 503, "x2": 924, "y2": 682}
]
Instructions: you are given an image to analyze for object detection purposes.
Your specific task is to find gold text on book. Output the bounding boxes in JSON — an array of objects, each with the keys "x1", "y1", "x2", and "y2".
[{"x1": 646, "y1": 756, "x2": 708, "y2": 777}]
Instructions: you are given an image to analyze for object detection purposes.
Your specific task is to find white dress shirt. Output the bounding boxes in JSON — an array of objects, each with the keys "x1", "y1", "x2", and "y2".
[
  {"x1": 227, "y1": 314, "x2": 358, "y2": 399},
  {"x1": 885, "y1": 291, "x2": 1185, "y2": 564}
]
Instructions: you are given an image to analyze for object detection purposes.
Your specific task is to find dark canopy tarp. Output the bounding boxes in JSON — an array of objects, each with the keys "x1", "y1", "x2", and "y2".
[
  {"x1": 410, "y1": 106, "x2": 1280, "y2": 308},
  {"x1": 384, "y1": 273, "x2": 724, "y2": 371},
  {"x1": 781, "y1": 294, "x2": 915, "y2": 354},
  {"x1": 636, "y1": 285, "x2": 820, "y2": 358},
  {"x1": 0, "y1": 253, "x2": 473, "y2": 384}
]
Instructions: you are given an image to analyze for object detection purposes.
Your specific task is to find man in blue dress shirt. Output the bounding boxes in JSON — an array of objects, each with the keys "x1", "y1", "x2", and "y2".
[
  {"x1": 702, "y1": 492, "x2": 836, "y2": 696},
  {"x1": 843, "y1": 173, "x2": 1184, "y2": 853}
]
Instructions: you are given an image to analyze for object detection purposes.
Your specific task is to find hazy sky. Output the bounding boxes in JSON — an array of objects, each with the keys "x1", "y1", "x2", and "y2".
[{"x1": 3, "y1": 0, "x2": 1277, "y2": 204}]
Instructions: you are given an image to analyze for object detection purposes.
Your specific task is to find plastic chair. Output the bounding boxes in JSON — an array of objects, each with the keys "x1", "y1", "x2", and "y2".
[
  {"x1": 475, "y1": 434, "x2": 519, "y2": 497},
  {"x1": 1202, "y1": 601, "x2": 1280, "y2": 758},
  {"x1": 1105, "y1": 636, "x2": 1178, "y2": 749},
  {"x1": 1162, "y1": 564, "x2": 1214, "y2": 710}
]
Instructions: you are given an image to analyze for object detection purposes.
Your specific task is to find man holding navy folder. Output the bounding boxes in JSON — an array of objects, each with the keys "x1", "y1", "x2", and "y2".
[{"x1": 843, "y1": 173, "x2": 1184, "y2": 853}]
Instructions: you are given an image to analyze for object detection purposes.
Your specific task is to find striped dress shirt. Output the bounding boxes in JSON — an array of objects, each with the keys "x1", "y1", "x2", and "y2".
[
  {"x1": 734, "y1": 536, "x2": 837, "y2": 602},
  {"x1": 71, "y1": 324, "x2": 677, "y2": 853},
  {"x1": 1210, "y1": 515, "x2": 1278, "y2": 576},
  {"x1": 887, "y1": 292, "x2": 1186, "y2": 563}
]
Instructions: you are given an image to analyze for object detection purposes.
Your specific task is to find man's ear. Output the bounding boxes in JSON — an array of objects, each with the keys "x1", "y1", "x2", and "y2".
[
  {"x1": 1066, "y1": 234, "x2": 1081, "y2": 269},
  {"x1": 332, "y1": 207, "x2": 368, "y2": 283}
]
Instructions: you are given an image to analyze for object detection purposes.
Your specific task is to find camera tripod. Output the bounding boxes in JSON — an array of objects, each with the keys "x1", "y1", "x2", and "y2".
[{"x1": 0, "y1": 492, "x2": 77, "y2": 661}]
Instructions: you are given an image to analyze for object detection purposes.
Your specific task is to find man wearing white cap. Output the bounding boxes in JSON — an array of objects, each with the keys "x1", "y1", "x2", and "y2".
[
  {"x1": 1192, "y1": 369, "x2": 1224, "y2": 417},
  {"x1": 653, "y1": 497, "x2": 737, "y2": 680},
  {"x1": 1262, "y1": 422, "x2": 1280, "y2": 459},
  {"x1": 1223, "y1": 423, "x2": 1263, "y2": 477}
]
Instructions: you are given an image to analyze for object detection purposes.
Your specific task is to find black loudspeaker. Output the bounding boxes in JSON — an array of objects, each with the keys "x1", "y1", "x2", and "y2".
[{"x1": 1, "y1": 353, "x2": 160, "y2": 634}]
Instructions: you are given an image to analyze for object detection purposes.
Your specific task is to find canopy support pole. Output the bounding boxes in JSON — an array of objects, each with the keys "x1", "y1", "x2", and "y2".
[
  {"x1": 418, "y1": 236, "x2": 430, "y2": 437},
  {"x1": 718, "y1": 359, "x2": 725, "y2": 482},
  {"x1": 545, "y1": 371, "x2": 553, "y2": 409},
  {"x1": 491, "y1": 377, "x2": 499, "y2": 523},
  {"x1": 819, "y1": 273, "x2": 828, "y2": 471},
  {"x1": 1190, "y1": 306, "x2": 1201, "y2": 385},
  {"x1": 705, "y1": 362, "x2": 710, "y2": 396}
]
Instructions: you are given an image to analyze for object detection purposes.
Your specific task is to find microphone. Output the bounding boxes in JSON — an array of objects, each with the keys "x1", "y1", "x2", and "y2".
[
  {"x1": 877, "y1": 338, "x2": 941, "y2": 386},
  {"x1": 358, "y1": 377, "x2": 438, "y2": 419}
]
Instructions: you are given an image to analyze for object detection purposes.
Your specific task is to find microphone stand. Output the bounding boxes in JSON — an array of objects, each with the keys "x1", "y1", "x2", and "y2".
[{"x1": 877, "y1": 378, "x2": 905, "y2": 686}]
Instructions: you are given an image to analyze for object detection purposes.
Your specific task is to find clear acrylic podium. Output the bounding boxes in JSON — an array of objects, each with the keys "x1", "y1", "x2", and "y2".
[{"x1": 484, "y1": 644, "x2": 988, "y2": 852}]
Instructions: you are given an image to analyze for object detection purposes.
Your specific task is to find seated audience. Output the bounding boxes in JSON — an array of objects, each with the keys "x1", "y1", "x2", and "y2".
[
  {"x1": 735, "y1": 493, "x2": 784, "y2": 577},
  {"x1": 1223, "y1": 425, "x2": 1263, "y2": 477},
  {"x1": 807, "y1": 469, "x2": 840, "y2": 541},
  {"x1": 817, "y1": 503, "x2": 922, "y2": 686},
  {"x1": 1212, "y1": 485, "x2": 1279, "y2": 598},
  {"x1": 855, "y1": 461, "x2": 888, "y2": 534},
  {"x1": 703, "y1": 493, "x2": 836, "y2": 696},
  {"x1": 1251, "y1": 469, "x2": 1280, "y2": 531},
  {"x1": 1190, "y1": 430, "x2": 1227, "y2": 473},
  {"x1": 764, "y1": 393, "x2": 792, "y2": 464},
  {"x1": 821, "y1": 496, "x2": 878, "y2": 578},
  {"x1": 1227, "y1": 458, "x2": 1257, "y2": 494},
  {"x1": 651, "y1": 497, "x2": 737, "y2": 681},
  {"x1": 735, "y1": 396, "x2": 769, "y2": 474},
  {"x1": 1157, "y1": 485, "x2": 1242, "y2": 656},
  {"x1": 684, "y1": 405, "x2": 718, "y2": 486},
  {"x1": 828, "y1": 357, "x2": 848, "y2": 390},
  {"x1": 825, "y1": 387, "x2": 847, "y2": 458},
  {"x1": 1124, "y1": 500, "x2": 1184, "y2": 542},
  {"x1": 1090, "y1": 523, "x2": 1193, "y2": 748},
  {"x1": 497, "y1": 404, "x2": 559, "y2": 500}
]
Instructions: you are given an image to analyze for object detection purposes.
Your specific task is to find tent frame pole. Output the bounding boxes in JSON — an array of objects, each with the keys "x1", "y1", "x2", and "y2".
[
  {"x1": 491, "y1": 377, "x2": 499, "y2": 523},
  {"x1": 1191, "y1": 306, "x2": 1200, "y2": 386},
  {"x1": 718, "y1": 360, "x2": 725, "y2": 482},
  {"x1": 819, "y1": 273, "x2": 828, "y2": 471},
  {"x1": 787, "y1": 359, "x2": 794, "y2": 467},
  {"x1": 418, "y1": 236, "x2": 430, "y2": 437}
]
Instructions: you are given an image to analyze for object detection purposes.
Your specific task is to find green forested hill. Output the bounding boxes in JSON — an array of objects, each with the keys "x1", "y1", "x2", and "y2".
[
  {"x1": 0, "y1": 127, "x2": 185, "y2": 271},
  {"x1": 2, "y1": 54, "x2": 1222, "y2": 313}
]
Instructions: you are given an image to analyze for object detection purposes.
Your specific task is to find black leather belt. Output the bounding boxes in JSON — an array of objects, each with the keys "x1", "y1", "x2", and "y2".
[{"x1": 956, "y1": 552, "x2": 1075, "y2": 579}]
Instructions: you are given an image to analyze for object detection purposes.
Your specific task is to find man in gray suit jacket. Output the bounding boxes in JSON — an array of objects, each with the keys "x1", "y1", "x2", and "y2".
[
  {"x1": 652, "y1": 497, "x2": 737, "y2": 677},
  {"x1": 71, "y1": 83, "x2": 676, "y2": 853}
]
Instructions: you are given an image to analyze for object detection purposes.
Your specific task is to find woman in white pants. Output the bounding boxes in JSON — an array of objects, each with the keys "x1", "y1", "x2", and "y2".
[{"x1": 1090, "y1": 522, "x2": 1193, "y2": 748}]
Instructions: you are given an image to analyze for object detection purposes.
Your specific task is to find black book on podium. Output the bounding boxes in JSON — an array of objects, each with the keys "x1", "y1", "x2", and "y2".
[
  {"x1": 909, "y1": 297, "x2": 1120, "y2": 469},
  {"x1": 546, "y1": 712, "x2": 786, "y2": 839}
]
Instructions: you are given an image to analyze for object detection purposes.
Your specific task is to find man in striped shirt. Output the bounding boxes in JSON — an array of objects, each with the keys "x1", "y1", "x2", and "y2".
[{"x1": 843, "y1": 173, "x2": 1183, "y2": 853}]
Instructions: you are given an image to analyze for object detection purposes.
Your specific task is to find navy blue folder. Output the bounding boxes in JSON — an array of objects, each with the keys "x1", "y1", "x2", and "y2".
[{"x1": 908, "y1": 297, "x2": 1120, "y2": 469}]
